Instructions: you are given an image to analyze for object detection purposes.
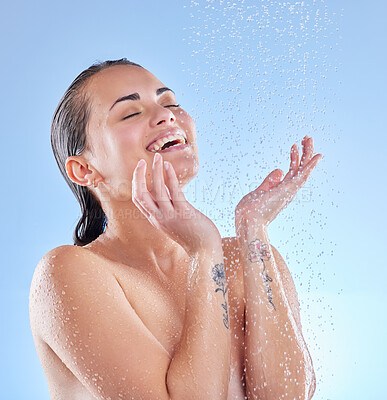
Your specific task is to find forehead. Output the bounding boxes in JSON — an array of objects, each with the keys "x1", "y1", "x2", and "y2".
[{"x1": 85, "y1": 65, "x2": 166, "y2": 109}]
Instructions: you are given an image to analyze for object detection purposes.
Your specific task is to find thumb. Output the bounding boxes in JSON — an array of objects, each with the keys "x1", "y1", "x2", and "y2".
[{"x1": 256, "y1": 169, "x2": 283, "y2": 192}]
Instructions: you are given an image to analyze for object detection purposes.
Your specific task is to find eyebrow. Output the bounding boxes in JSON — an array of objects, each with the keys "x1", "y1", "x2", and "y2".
[{"x1": 109, "y1": 87, "x2": 175, "y2": 111}]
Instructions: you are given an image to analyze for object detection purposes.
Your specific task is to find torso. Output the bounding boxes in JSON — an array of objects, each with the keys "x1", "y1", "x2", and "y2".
[{"x1": 31, "y1": 239, "x2": 247, "y2": 399}]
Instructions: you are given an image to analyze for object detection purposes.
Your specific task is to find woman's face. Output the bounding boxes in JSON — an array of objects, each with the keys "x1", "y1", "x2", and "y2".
[{"x1": 82, "y1": 65, "x2": 199, "y2": 201}]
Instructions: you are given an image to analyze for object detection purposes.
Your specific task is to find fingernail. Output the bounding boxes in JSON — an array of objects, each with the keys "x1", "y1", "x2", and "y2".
[
  {"x1": 164, "y1": 161, "x2": 169, "y2": 170},
  {"x1": 138, "y1": 159, "x2": 145, "y2": 167},
  {"x1": 154, "y1": 152, "x2": 161, "y2": 162}
]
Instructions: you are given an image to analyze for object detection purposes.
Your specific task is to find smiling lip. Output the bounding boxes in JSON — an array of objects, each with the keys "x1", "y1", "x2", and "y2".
[
  {"x1": 146, "y1": 128, "x2": 187, "y2": 151},
  {"x1": 153, "y1": 142, "x2": 189, "y2": 154}
]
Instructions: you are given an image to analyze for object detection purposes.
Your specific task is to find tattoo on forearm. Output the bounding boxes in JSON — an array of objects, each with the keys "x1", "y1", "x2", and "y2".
[
  {"x1": 247, "y1": 239, "x2": 276, "y2": 310},
  {"x1": 211, "y1": 263, "x2": 230, "y2": 329}
]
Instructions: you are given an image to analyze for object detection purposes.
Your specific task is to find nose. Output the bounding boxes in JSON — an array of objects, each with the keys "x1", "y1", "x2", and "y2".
[{"x1": 150, "y1": 104, "x2": 176, "y2": 127}]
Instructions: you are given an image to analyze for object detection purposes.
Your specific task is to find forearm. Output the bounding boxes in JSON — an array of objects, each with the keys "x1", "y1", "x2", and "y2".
[
  {"x1": 237, "y1": 224, "x2": 315, "y2": 400},
  {"x1": 167, "y1": 244, "x2": 231, "y2": 399}
]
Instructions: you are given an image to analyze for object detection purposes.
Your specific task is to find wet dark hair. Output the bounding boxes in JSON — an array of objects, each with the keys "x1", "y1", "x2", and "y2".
[{"x1": 51, "y1": 58, "x2": 143, "y2": 246}]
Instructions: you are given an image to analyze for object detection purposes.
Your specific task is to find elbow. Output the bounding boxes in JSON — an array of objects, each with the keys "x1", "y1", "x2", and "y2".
[
  {"x1": 298, "y1": 338, "x2": 316, "y2": 399},
  {"x1": 288, "y1": 356, "x2": 316, "y2": 400},
  {"x1": 306, "y1": 344, "x2": 316, "y2": 399},
  {"x1": 287, "y1": 368, "x2": 316, "y2": 400},
  {"x1": 300, "y1": 356, "x2": 316, "y2": 400},
  {"x1": 306, "y1": 366, "x2": 316, "y2": 400}
]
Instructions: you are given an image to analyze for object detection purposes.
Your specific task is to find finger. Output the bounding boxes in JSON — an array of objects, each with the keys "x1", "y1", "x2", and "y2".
[
  {"x1": 132, "y1": 194, "x2": 151, "y2": 220},
  {"x1": 284, "y1": 144, "x2": 300, "y2": 181},
  {"x1": 300, "y1": 136, "x2": 314, "y2": 169},
  {"x1": 290, "y1": 143, "x2": 300, "y2": 171},
  {"x1": 151, "y1": 153, "x2": 173, "y2": 209},
  {"x1": 131, "y1": 185, "x2": 165, "y2": 230},
  {"x1": 132, "y1": 159, "x2": 160, "y2": 216},
  {"x1": 132, "y1": 196, "x2": 162, "y2": 230},
  {"x1": 164, "y1": 161, "x2": 186, "y2": 206},
  {"x1": 256, "y1": 169, "x2": 283, "y2": 192},
  {"x1": 293, "y1": 153, "x2": 323, "y2": 186}
]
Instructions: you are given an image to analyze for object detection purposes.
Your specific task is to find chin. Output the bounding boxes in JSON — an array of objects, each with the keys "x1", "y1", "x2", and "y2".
[
  {"x1": 174, "y1": 151, "x2": 199, "y2": 188},
  {"x1": 179, "y1": 166, "x2": 199, "y2": 188}
]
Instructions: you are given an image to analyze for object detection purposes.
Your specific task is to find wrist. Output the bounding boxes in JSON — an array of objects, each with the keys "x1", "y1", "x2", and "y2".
[
  {"x1": 235, "y1": 219, "x2": 268, "y2": 243},
  {"x1": 235, "y1": 209, "x2": 268, "y2": 232}
]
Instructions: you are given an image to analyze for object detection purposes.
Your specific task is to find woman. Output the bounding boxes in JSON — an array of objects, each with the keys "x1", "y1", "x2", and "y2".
[{"x1": 29, "y1": 58, "x2": 322, "y2": 400}]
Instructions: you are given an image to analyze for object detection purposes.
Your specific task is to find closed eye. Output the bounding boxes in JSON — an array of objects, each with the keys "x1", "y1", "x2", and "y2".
[
  {"x1": 123, "y1": 112, "x2": 141, "y2": 120},
  {"x1": 123, "y1": 104, "x2": 180, "y2": 120}
]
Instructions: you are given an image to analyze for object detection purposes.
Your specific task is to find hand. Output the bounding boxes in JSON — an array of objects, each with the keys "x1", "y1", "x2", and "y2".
[
  {"x1": 235, "y1": 136, "x2": 323, "y2": 233},
  {"x1": 131, "y1": 152, "x2": 222, "y2": 257}
]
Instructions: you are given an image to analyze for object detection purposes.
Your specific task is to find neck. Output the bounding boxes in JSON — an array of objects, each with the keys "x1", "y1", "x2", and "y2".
[{"x1": 91, "y1": 198, "x2": 188, "y2": 276}]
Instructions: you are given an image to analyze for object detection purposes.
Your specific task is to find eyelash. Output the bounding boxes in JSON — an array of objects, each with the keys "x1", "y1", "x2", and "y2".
[{"x1": 123, "y1": 104, "x2": 181, "y2": 120}]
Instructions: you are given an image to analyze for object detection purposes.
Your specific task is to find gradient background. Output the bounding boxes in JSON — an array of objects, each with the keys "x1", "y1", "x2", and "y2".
[{"x1": 1, "y1": 0, "x2": 386, "y2": 399}]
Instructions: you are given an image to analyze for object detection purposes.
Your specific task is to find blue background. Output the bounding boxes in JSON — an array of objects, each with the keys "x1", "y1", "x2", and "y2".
[{"x1": 0, "y1": 0, "x2": 386, "y2": 399}]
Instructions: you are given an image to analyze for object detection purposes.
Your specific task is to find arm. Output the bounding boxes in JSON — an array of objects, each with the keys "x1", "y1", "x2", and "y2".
[
  {"x1": 167, "y1": 245, "x2": 231, "y2": 399},
  {"x1": 270, "y1": 244, "x2": 302, "y2": 332},
  {"x1": 30, "y1": 246, "x2": 173, "y2": 400},
  {"x1": 234, "y1": 136, "x2": 322, "y2": 399},
  {"x1": 238, "y1": 226, "x2": 315, "y2": 400},
  {"x1": 31, "y1": 244, "x2": 231, "y2": 400},
  {"x1": 130, "y1": 155, "x2": 231, "y2": 398}
]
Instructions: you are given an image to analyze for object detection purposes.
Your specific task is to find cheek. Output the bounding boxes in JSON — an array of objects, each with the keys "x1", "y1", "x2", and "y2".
[
  {"x1": 96, "y1": 127, "x2": 140, "y2": 176},
  {"x1": 177, "y1": 110, "x2": 196, "y2": 139},
  {"x1": 105, "y1": 125, "x2": 141, "y2": 155}
]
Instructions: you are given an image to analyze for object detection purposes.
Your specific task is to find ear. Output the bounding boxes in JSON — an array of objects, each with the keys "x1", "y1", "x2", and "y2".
[{"x1": 65, "y1": 155, "x2": 100, "y2": 187}]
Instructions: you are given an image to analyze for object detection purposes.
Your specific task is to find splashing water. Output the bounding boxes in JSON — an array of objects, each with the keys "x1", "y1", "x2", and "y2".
[{"x1": 180, "y1": 0, "x2": 342, "y2": 395}]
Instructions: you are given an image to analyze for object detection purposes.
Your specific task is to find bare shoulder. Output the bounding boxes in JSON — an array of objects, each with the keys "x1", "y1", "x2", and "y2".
[
  {"x1": 30, "y1": 243, "x2": 111, "y2": 285},
  {"x1": 30, "y1": 245, "x2": 82, "y2": 299},
  {"x1": 30, "y1": 245, "x2": 95, "y2": 310},
  {"x1": 32, "y1": 244, "x2": 95, "y2": 271},
  {"x1": 31, "y1": 244, "x2": 91, "y2": 283},
  {"x1": 29, "y1": 244, "x2": 172, "y2": 400},
  {"x1": 29, "y1": 244, "x2": 102, "y2": 339}
]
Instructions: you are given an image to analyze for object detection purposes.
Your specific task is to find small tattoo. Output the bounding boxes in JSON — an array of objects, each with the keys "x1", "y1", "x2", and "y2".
[
  {"x1": 211, "y1": 263, "x2": 230, "y2": 329},
  {"x1": 247, "y1": 239, "x2": 276, "y2": 310},
  {"x1": 262, "y1": 271, "x2": 276, "y2": 310},
  {"x1": 248, "y1": 239, "x2": 271, "y2": 263}
]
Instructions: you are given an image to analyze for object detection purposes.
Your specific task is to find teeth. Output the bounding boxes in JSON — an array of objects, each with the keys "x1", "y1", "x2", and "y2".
[{"x1": 149, "y1": 134, "x2": 186, "y2": 152}]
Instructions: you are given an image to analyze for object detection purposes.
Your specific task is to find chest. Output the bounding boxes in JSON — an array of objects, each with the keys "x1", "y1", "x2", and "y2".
[
  {"x1": 114, "y1": 265, "x2": 186, "y2": 358},
  {"x1": 111, "y1": 260, "x2": 246, "y2": 397}
]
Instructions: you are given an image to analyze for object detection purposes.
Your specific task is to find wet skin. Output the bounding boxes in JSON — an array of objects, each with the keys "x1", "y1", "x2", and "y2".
[
  {"x1": 31, "y1": 65, "x2": 246, "y2": 399},
  {"x1": 30, "y1": 64, "x2": 322, "y2": 399}
]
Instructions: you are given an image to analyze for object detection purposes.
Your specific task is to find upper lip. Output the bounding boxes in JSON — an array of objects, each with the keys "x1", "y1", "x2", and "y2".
[{"x1": 146, "y1": 128, "x2": 187, "y2": 151}]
